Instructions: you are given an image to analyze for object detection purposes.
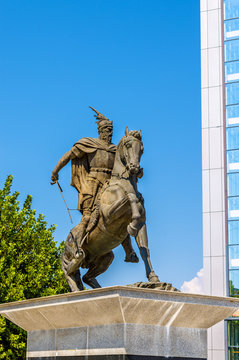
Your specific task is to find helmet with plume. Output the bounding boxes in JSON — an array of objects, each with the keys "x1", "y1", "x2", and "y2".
[{"x1": 89, "y1": 106, "x2": 113, "y2": 133}]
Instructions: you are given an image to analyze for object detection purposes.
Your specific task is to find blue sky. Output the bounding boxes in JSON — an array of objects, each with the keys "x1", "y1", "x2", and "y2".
[{"x1": 0, "y1": 0, "x2": 202, "y2": 290}]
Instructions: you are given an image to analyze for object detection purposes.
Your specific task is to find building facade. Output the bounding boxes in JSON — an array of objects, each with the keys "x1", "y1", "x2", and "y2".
[{"x1": 201, "y1": 0, "x2": 239, "y2": 359}]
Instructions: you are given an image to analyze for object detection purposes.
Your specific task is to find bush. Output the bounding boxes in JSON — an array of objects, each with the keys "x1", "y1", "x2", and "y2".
[{"x1": 0, "y1": 176, "x2": 69, "y2": 359}]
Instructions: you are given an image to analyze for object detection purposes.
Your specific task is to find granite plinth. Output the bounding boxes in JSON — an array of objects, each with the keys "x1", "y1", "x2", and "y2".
[{"x1": 0, "y1": 286, "x2": 239, "y2": 359}]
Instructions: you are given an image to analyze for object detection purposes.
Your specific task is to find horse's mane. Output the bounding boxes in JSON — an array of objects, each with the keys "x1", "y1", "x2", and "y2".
[{"x1": 117, "y1": 130, "x2": 142, "y2": 150}]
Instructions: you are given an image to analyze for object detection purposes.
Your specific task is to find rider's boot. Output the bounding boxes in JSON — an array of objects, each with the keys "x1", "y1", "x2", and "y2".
[
  {"x1": 72, "y1": 214, "x2": 91, "y2": 248},
  {"x1": 122, "y1": 235, "x2": 139, "y2": 263},
  {"x1": 65, "y1": 215, "x2": 90, "y2": 276}
]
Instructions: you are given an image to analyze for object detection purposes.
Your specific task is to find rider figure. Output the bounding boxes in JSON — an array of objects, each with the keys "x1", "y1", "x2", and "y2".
[{"x1": 51, "y1": 107, "x2": 138, "y2": 262}]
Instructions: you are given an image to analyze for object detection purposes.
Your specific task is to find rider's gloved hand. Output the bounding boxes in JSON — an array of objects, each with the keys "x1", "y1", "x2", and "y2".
[{"x1": 51, "y1": 172, "x2": 59, "y2": 184}]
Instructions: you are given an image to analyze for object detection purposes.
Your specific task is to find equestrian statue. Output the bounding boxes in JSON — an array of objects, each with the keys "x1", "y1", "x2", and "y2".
[{"x1": 51, "y1": 107, "x2": 159, "y2": 291}]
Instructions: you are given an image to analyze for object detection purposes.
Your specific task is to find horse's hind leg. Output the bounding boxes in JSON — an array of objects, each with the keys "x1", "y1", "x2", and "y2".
[
  {"x1": 61, "y1": 232, "x2": 84, "y2": 292},
  {"x1": 136, "y1": 223, "x2": 159, "y2": 283},
  {"x1": 61, "y1": 255, "x2": 84, "y2": 292},
  {"x1": 82, "y1": 251, "x2": 114, "y2": 289}
]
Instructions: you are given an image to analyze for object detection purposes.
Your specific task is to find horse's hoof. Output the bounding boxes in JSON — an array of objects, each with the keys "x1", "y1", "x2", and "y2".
[
  {"x1": 127, "y1": 224, "x2": 138, "y2": 237},
  {"x1": 148, "y1": 272, "x2": 160, "y2": 283},
  {"x1": 125, "y1": 251, "x2": 139, "y2": 263},
  {"x1": 83, "y1": 276, "x2": 101, "y2": 289}
]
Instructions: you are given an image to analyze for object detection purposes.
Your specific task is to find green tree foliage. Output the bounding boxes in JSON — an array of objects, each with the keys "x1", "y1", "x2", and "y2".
[{"x1": 0, "y1": 176, "x2": 69, "y2": 359}]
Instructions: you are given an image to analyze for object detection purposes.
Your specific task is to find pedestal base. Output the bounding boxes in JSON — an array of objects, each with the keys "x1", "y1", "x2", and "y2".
[{"x1": 27, "y1": 323, "x2": 206, "y2": 359}]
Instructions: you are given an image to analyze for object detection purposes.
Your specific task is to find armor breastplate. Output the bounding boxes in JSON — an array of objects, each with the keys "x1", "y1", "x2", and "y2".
[
  {"x1": 87, "y1": 149, "x2": 115, "y2": 171},
  {"x1": 87, "y1": 148, "x2": 115, "y2": 184}
]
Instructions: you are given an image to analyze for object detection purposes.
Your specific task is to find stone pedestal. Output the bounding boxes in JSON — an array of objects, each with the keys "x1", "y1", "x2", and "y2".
[{"x1": 1, "y1": 286, "x2": 239, "y2": 359}]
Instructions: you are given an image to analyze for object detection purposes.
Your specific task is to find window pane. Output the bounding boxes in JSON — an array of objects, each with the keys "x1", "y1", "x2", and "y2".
[
  {"x1": 228, "y1": 221, "x2": 239, "y2": 245},
  {"x1": 225, "y1": 39, "x2": 239, "y2": 61},
  {"x1": 227, "y1": 150, "x2": 239, "y2": 171},
  {"x1": 228, "y1": 174, "x2": 239, "y2": 196},
  {"x1": 226, "y1": 83, "x2": 239, "y2": 105},
  {"x1": 226, "y1": 61, "x2": 239, "y2": 83},
  {"x1": 226, "y1": 105, "x2": 239, "y2": 126},
  {"x1": 225, "y1": 19, "x2": 239, "y2": 40},
  {"x1": 228, "y1": 320, "x2": 239, "y2": 346},
  {"x1": 228, "y1": 197, "x2": 239, "y2": 219},
  {"x1": 229, "y1": 246, "x2": 239, "y2": 269},
  {"x1": 227, "y1": 128, "x2": 239, "y2": 150},
  {"x1": 224, "y1": 0, "x2": 239, "y2": 20},
  {"x1": 229, "y1": 271, "x2": 239, "y2": 295},
  {"x1": 228, "y1": 347, "x2": 239, "y2": 360}
]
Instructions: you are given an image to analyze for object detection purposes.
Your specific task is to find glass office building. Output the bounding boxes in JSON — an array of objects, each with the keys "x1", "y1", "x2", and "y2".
[{"x1": 201, "y1": 0, "x2": 239, "y2": 359}]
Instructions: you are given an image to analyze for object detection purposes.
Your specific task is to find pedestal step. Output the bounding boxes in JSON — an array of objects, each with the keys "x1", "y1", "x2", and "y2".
[
  {"x1": 27, "y1": 356, "x2": 206, "y2": 360},
  {"x1": 1, "y1": 286, "x2": 238, "y2": 360}
]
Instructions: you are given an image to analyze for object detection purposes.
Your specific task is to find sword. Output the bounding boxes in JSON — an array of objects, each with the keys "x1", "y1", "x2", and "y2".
[{"x1": 55, "y1": 180, "x2": 73, "y2": 224}]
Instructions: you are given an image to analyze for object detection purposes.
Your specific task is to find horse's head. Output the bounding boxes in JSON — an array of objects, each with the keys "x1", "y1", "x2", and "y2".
[{"x1": 120, "y1": 126, "x2": 144, "y2": 176}]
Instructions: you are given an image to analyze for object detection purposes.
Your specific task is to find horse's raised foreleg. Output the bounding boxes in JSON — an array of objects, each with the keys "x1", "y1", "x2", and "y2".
[
  {"x1": 122, "y1": 235, "x2": 139, "y2": 263},
  {"x1": 127, "y1": 193, "x2": 142, "y2": 236},
  {"x1": 105, "y1": 196, "x2": 128, "y2": 219},
  {"x1": 82, "y1": 251, "x2": 114, "y2": 289},
  {"x1": 135, "y1": 223, "x2": 159, "y2": 282}
]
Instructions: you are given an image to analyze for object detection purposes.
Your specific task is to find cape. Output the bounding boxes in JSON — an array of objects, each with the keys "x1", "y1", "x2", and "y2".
[{"x1": 70, "y1": 137, "x2": 116, "y2": 212}]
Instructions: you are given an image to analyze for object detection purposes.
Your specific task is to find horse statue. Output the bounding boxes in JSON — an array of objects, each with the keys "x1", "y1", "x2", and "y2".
[{"x1": 61, "y1": 127, "x2": 159, "y2": 291}]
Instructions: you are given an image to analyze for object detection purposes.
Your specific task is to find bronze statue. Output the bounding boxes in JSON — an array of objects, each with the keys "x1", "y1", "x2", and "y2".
[{"x1": 51, "y1": 107, "x2": 159, "y2": 291}]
